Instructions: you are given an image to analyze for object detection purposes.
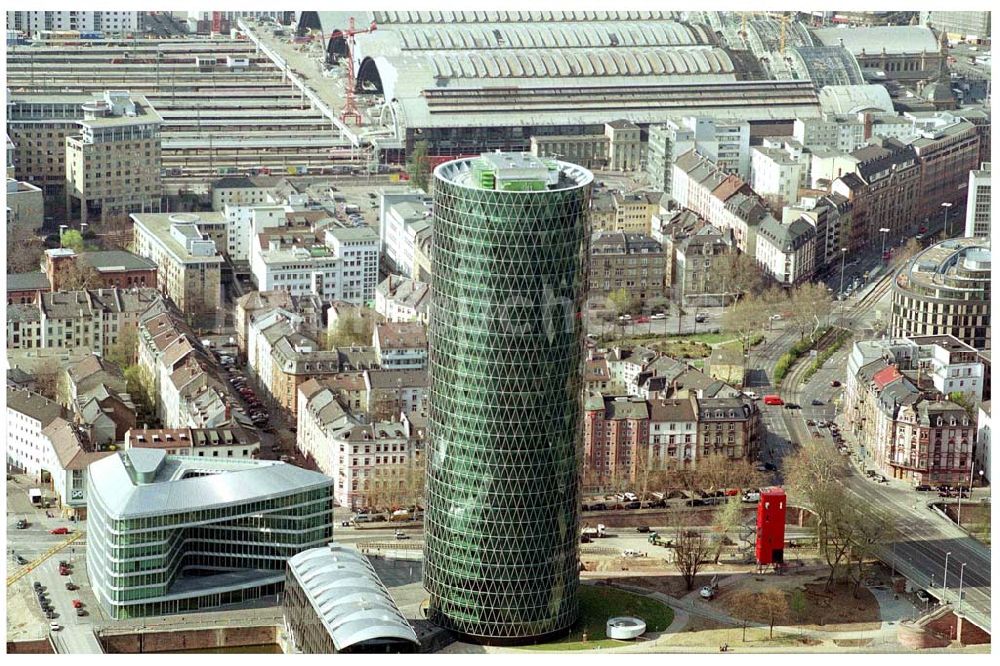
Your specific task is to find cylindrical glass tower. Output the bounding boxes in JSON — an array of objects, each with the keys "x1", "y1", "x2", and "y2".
[{"x1": 424, "y1": 153, "x2": 592, "y2": 644}]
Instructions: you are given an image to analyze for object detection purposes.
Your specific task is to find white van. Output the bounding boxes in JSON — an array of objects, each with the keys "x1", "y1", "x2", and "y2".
[
  {"x1": 622, "y1": 549, "x2": 643, "y2": 558},
  {"x1": 352, "y1": 513, "x2": 372, "y2": 523}
]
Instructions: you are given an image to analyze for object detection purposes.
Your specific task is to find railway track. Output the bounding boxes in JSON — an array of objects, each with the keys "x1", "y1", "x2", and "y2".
[{"x1": 781, "y1": 271, "x2": 896, "y2": 395}]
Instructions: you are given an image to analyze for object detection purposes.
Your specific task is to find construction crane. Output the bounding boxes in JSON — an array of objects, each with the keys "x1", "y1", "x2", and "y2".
[
  {"x1": 779, "y1": 13, "x2": 788, "y2": 55},
  {"x1": 339, "y1": 17, "x2": 377, "y2": 126}
]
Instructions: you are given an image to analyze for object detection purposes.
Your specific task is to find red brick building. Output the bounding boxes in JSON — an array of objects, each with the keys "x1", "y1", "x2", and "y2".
[{"x1": 44, "y1": 248, "x2": 157, "y2": 291}]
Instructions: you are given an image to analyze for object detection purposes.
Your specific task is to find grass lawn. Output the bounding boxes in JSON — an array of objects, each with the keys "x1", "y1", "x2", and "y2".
[{"x1": 524, "y1": 585, "x2": 674, "y2": 651}]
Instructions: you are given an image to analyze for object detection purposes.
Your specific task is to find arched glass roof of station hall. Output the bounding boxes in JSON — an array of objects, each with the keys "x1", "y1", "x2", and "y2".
[
  {"x1": 425, "y1": 48, "x2": 735, "y2": 79},
  {"x1": 287, "y1": 543, "x2": 418, "y2": 652},
  {"x1": 396, "y1": 22, "x2": 712, "y2": 50}
]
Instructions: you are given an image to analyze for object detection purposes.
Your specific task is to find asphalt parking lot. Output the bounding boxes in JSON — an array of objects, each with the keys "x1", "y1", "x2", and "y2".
[{"x1": 7, "y1": 475, "x2": 99, "y2": 642}]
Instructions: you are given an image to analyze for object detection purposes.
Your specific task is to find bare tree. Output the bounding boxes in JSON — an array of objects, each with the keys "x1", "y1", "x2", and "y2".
[
  {"x1": 846, "y1": 505, "x2": 898, "y2": 597},
  {"x1": 54, "y1": 261, "x2": 101, "y2": 291},
  {"x1": 722, "y1": 295, "x2": 771, "y2": 366},
  {"x1": 712, "y1": 497, "x2": 744, "y2": 563},
  {"x1": 673, "y1": 525, "x2": 713, "y2": 590},
  {"x1": 785, "y1": 439, "x2": 855, "y2": 589},
  {"x1": 715, "y1": 252, "x2": 767, "y2": 302},
  {"x1": 892, "y1": 238, "x2": 922, "y2": 267},
  {"x1": 788, "y1": 282, "x2": 832, "y2": 341},
  {"x1": 693, "y1": 455, "x2": 765, "y2": 492},
  {"x1": 6, "y1": 225, "x2": 45, "y2": 274},
  {"x1": 32, "y1": 360, "x2": 63, "y2": 402},
  {"x1": 326, "y1": 310, "x2": 373, "y2": 348},
  {"x1": 730, "y1": 588, "x2": 788, "y2": 638},
  {"x1": 106, "y1": 325, "x2": 139, "y2": 370}
]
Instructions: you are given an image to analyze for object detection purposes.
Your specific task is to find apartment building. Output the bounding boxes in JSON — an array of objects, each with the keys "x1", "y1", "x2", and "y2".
[
  {"x1": 964, "y1": 163, "x2": 991, "y2": 239},
  {"x1": 792, "y1": 115, "x2": 866, "y2": 153},
  {"x1": 755, "y1": 216, "x2": 817, "y2": 286},
  {"x1": 65, "y1": 90, "x2": 162, "y2": 225},
  {"x1": 6, "y1": 11, "x2": 139, "y2": 35},
  {"x1": 583, "y1": 392, "x2": 761, "y2": 485},
  {"x1": 250, "y1": 224, "x2": 379, "y2": 305},
  {"x1": 124, "y1": 427, "x2": 261, "y2": 460},
  {"x1": 375, "y1": 275, "x2": 430, "y2": 324},
  {"x1": 647, "y1": 117, "x2": 750, "y2": 197},
  {"x1": 373, "y1": 322, "x2": 428, "y2": 371},
  {"x1": 380, "y1": 197, "x2": 433, "y2": 278},
  {"x1": 223, "y1": 203, "x2": 287, "y2": 262},
  {"x1": 849, "y1": 359, "x2": 976, "y2": 485},
  {"x1": 781, "y1": 194, "x2": 851, "y2": 272},
  {"x1": 137, "y1": 307, "x2": 229, "y2": 429},
  {"x1": 903, "y1": 114, "x2": 982, "y2": 222},
  {"x1": 211, "y1": 175, "x2": 279, "y2": 211},
  {"x1": 672, "y1": 150, "x2": 767, "y2": 256},
  {"x1": 5, "y1": 387, "x2": 67, "y2": 479},
  {"x1": 589, "y1": 231, "x2": 667, "y2": 304},
  {"x1": 750, "y1": 138, "x2": 810, "y2": 207},
  {"x1": 132, "y1": 212, "x2": 222, "y2": 314},
  {"x1": 246, "y1": 309, "x2": 342, "y2": 415},
  {"x1": 6, "y1": 177, "x2": 44, "y2": 231},
  {"x1": 831, "y1": 139, "x2": 920, "y2": 252},
  {"x1": 659, "y1": 215, "x2": 734, "y2": 306},
  {"x1": 6, "y1": 288, "x2": 163, "y2": 356},
  {"x1": 297, "y1": 379, "x2": 426, "y2": 509}
]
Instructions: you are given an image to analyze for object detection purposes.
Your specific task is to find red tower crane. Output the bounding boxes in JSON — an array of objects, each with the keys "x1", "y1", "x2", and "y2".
[{"x1": 339, "y1": 17, "x2": 377, "y2": 126}]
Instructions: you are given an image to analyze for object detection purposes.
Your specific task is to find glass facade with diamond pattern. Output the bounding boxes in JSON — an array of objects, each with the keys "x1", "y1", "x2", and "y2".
[{"x1": 423, "y1": 155, "x2": 593, "y2": 643}]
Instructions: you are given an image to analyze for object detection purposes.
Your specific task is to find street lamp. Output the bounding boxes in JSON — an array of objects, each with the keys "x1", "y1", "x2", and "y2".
[
  {"x1": 879, "y1": 228, "x2": 890, "y2": 263},
  {"x1": 957, "y1": 562, "x2": 967, "y2": 613},
  {"x1": 943, "y1": 551, "x2": 952, "y2": 590},
  {"x1": 941, "y1": 202, "x2": 953, "y2": 238},
  {"x1": 837, "y1": 247, "x2": 848, "y2": 316}
]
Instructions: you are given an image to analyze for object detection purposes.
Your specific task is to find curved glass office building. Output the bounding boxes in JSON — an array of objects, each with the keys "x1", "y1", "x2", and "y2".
[
  {"x1": 424, "y1": 153, "x2": 592, "y2": 643},
  {"x1": 86, "y1": 448, "x2": 334, "y2": 619}
]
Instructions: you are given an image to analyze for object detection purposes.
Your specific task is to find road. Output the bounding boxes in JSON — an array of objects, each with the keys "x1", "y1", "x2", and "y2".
[{"x1": 767, "y1": 291, "x2": 992, "y2": 634}]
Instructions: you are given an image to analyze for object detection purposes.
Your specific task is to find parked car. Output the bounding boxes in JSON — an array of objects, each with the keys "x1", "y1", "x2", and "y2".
[
  {"x1": 49, "y1": 623, "x2": 61, "y2": 632},
  {"x1": 811, "y1": 399, "x2": 824, "y2": 406},
  {"x1": 50, "y1": 527, "x2": 69, "y2": 535},
  {"x1": 699, "y1": 585, "x2": 716, "y2": 600},
  {"x1": 624, "y1": 501, "x2": 641, "y2": 510},
  {"x1": 784, "y1": 403, "x2": 800, "y2": 409},
  {"x1": 76, "y1": 608, "x2": 88, "y2": 617},
  {"x1": 636, "y1": 526, "x2": 651, "y2": 533},
  {"x1": 742, "y1": 490, "x2": 761, "y2": 503},
  {"x1": 651, "y1": 313, "x2": 666, "y2": 320},
  {"x1": 16, "y1": 519, "x2": 28, "y2": 529},
  {"x1": 394, "y1": 530, "x2": 409, "y2": 540},
  {"x1": 695, "y1": 313, "x2": 708, "y2": 323},
  {"x1": 590, "y1": 502, "x2": 607, "y2": 511},
  {"x1": 830, "y1": 380, "x2": 842, "y2": 388},
  {"x1": 65, "y1": 582, "x2": 77, "y2": 591},
  {"x1": 17, "y1": 555, "x2": 29, "y2": 565},
  {"x1": 71, "y1": 599, "x2": 83, "y2": 609}
]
